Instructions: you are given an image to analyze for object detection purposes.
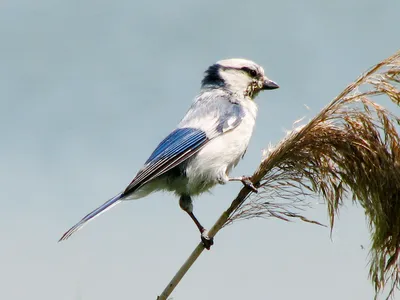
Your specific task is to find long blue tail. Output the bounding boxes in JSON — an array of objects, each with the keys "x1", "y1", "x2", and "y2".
[{"x1": 59, "y1": 193, "x2": 123, "y2": 242}]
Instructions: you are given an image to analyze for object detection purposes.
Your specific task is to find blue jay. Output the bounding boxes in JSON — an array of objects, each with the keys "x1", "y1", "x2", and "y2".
[{"x1": 59, "y1": 59, "x2": 278, "y2": 249}]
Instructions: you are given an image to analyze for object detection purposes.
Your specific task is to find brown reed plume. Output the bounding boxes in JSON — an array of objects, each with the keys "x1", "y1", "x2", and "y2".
[{"x1": 157, "y1": 50, "x2": 400, "y2": 300}]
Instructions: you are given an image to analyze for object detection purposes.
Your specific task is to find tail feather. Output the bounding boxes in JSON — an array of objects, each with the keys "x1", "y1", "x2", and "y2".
[{"x1": 59, "y1": 193, "x2": 123, "y2": 242}]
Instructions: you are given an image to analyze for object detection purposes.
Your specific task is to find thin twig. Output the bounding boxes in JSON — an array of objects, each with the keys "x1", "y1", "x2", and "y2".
[{"x1": 157, "y1": 189, "x2": 250, "y2": 300}]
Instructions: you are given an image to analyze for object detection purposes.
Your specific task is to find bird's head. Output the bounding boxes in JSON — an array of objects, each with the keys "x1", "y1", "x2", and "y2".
[{"x1": 201, "y1": 58, "x2": 279, "y2": 99}]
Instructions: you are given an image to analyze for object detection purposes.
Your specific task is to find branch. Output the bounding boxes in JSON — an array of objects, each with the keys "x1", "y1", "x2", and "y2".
[{"x1": 157, "y1": 188, "x2": 251, "y2": 300}]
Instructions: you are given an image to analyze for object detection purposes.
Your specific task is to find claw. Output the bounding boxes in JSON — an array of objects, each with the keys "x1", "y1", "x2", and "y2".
[
  {"x1": 241, "y1": 177, "x2": 258, "y2": 193},
  {"x1": 201, "y1": 230, "x2": 214, "y2": 250},
  {"x1": 229, "y1": 176, "x2": 258, "y2": 193}
]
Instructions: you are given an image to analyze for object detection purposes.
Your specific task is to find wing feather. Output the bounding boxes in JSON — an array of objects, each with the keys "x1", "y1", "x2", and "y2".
[
  {"x1": 123, "y1": 128, "x2": 208, "y2": 196},
  {"x1": 123, "y1": 100, "x2": 246, "y2": 196}
]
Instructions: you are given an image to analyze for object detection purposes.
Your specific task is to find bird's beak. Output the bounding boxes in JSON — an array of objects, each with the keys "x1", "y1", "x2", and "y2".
[{"x1": 262, "y1": 78, "x2": 279, "y2": 90}]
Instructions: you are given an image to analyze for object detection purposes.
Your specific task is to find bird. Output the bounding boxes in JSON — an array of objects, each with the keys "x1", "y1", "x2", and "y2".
[{"x1": 59, "y1": 58, "x2": 279, "y2": 249}]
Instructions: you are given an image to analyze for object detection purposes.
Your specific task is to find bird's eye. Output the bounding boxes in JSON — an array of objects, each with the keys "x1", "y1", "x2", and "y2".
[{"x1": 242, "y1": 67, "x2": 257, "y2": 77}]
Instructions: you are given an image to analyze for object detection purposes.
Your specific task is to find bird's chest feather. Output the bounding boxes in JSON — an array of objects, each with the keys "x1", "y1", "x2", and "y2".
[
  {"x1": 183, "y1": 103, "x2": 257, "y2": 194},
  {"x1": 163, "y1": 96, "x2": 258, "y2": 196},
  {"x1": 195, "y1": 112, "x2": 256, "y2": 169}
]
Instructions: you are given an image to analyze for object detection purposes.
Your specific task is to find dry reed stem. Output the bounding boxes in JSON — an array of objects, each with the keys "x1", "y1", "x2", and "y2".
[
  {"x1": 229, "y1": 50, "x2": 400, "y2": 299},
  {"x1": 157, "y1": 50, "x2": 400, "y2": 300}
]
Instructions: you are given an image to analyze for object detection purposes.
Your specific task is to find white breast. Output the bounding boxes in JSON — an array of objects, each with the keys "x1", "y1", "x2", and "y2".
[{"x1": 184, "y1": 100, "x2": 258, "y2": 195}]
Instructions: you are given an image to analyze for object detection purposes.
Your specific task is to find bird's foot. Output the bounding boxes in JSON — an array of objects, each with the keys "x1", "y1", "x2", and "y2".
[
  {"x1": 229, "y1": 176, "x2": 258, "y2": 193},
  {"x1": 201, "y1": 229, "x2": 214, "y2": 250},
  {"x1": 240, "y1": 176, "x2": 258, "y2": 193}
]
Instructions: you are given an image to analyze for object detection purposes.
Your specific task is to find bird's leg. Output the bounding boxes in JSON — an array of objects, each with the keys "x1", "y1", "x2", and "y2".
[
  {"x1": 229, "y1": 176, "x2": 258, "y2": 193},
  {"x1": 179, "y1": 195, "x2": 214, "y2": 250}
]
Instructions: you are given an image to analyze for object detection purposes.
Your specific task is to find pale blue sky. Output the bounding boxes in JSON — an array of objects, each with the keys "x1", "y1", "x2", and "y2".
[{"x1": 1, "y1": 1, "x2": 399, "y2": 299}]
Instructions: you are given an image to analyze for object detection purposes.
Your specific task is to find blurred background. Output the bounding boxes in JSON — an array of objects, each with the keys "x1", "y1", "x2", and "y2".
[{"x1": 1, "y1": 1, "x2": 399, "y2": 299}]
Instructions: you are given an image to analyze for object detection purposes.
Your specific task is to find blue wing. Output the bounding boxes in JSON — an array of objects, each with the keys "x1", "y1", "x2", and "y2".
[
  {"x1": 59, "y1": 128, "x2": 208, "y2": 241},
  {"x1": 59, "y1": 99, "x2": 246, "y2": 241},
  {"x1": 123, "y1": 102, "x2": 245, "y2": 196},
  {"x1": 123, "y1": 127, "x2": 208, "y2": 196}
]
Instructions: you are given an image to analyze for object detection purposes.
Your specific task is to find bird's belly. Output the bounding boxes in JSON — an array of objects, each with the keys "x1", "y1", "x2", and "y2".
[{"x1": 183, "y1": 120, "x2": 255, "y2": 195}]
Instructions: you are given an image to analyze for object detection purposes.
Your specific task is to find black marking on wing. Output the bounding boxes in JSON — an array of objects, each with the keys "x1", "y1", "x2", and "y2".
[{"x1": 216, "y1": 104, "x2": 245, "y2": 133}]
